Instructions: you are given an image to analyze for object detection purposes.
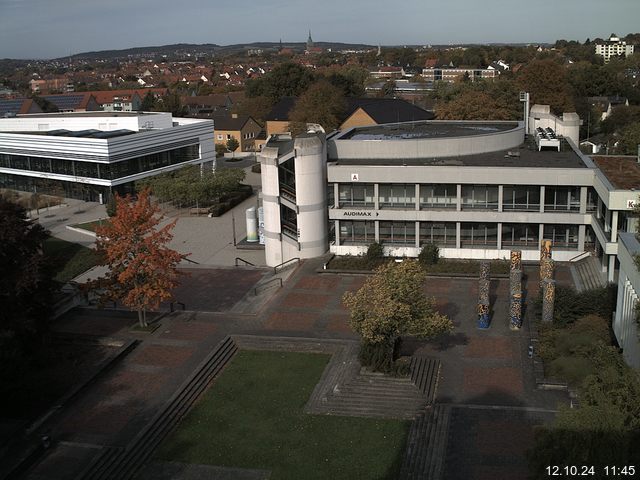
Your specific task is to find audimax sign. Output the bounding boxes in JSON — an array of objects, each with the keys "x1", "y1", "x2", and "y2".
[{"x1": 343, "y1": 211, "x2": 379, "y2": 217}]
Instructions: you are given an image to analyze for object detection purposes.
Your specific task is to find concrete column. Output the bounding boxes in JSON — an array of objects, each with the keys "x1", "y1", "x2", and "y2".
[
  {"x1": 538, "y1": 224, "x2": 545, "y2": 251},
  {"x1": 539, "y1": 186, "x2": 545, "y2": 213},
  {"x1": 608, "y1": 255, "x2": 616, "y2": 283},
  {"x1": 415, "y1": 184, "x2": 420, "y2": 211},
  {"x1": 415, "y1": 221, "x2": 420, "y2": 248},
  {"x1": 605, "y1": 207, "x2": 611, "y2": 234},
  {"x1": 374, "y1": 183, "x2": 379, "y2": 210},
  {"x1": 375, "y1": 220, "x2": 380, "y2": 242},
  {"x1": 497, "y1": 222, "x2": 502, "y2": 250},
  {"x1": 579, "y1": 186, "x2": 587, "y2": 214},
  {"x1": 335, "y1": 220, "x2": 340, "y2": 246},
  {"x1": 597, "y1": 196, "x2": 602, "y2": 219},
  {"x1": 456, "y1": 222, "x2": 461, "y2": 249},
  {"x1": 333, "y1": 183, "x2": 339, "y2": 209},
  {"x1": 611, "y1": 211, "x2": 619, "y2": 243},
  {"x1": 578, "y1": 225, "x2": 586, "y2": 251},
  {"x1": 456, "y1": 184, "x2": 462, "y2": 211},
  {"x1": 498, "y1": 185, "x2": 503, "y2": 213}
]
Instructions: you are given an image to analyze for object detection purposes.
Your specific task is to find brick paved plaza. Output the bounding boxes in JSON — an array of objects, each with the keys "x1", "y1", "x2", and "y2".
[{"x1": 14, "y1": 258, "x2": 572, "y2": 479}]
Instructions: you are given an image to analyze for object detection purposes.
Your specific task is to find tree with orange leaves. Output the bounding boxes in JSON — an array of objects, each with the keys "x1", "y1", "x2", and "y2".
[{"x1": 94, "y1": 188, "x2": 186, "y2": 327}]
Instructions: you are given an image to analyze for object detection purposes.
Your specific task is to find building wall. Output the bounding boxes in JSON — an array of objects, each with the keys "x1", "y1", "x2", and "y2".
[
  {"x1": 266, "y1": 120, "x2": 290, "y2": 137},
  {"x1": 339, "y1": 109, "x2": 376, "y2": 130},
  {"x1": 615, "y1": 233, "x2": 640, "y2": 369}
]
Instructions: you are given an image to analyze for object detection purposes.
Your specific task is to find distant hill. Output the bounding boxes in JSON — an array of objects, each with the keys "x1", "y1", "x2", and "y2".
[{"x1": 58, "y1": 42, "x2": 377, "y2": 61}]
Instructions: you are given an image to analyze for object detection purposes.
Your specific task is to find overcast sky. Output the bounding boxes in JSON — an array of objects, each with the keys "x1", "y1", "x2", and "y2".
[{"x1": 1, "y1": 0, "x2": 638, "y2": 59}]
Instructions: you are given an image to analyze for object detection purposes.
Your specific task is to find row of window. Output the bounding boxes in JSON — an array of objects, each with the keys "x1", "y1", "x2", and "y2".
[
  {"x1": 337, "y1": 221, "x2": 585, "y2": 250},
  {"x1": 330, "y1": 183, "x2": 593, "y2": 212},
  {"x1": 0, "y1": 145, "x2": 199, "y2": 181}
]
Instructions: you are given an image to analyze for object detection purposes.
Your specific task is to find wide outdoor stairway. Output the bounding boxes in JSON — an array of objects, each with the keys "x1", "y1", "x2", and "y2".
[
  {"x1": 571, "y1": 255, "x2": 608, "y2": 292},
  {"x1": 398, "y1": 405, "x2": 452, "y2": 480}
]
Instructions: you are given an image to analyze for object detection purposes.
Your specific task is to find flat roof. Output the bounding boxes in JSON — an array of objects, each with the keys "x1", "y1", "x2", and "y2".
[
  {"x1": 339, "y1": 121, "x2": 516, "y2": 140},
  {"x1": 592, "y1": 156, "x2": 640, "y2": 190},
  {"x1": 9, "y1": 128, "x2": 137, "y2": 139},
  {"x1": 12, "y1": 112, "x2": 158, "y2": 118},
  {"x1": 330, "y1": 137, "x2": 587, "y2": 169}
]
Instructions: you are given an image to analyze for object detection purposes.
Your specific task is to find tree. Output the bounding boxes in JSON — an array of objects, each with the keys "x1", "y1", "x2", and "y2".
[
  {"x1": 226, "y1": 136, "x2": 240, "y2": 153},
  {"x1": 343, "y1": 261, "x2": 453, "y2": 357},
  {"x1": 288, "y1": 80, "x2": 346, "y2": 132},
  {"x1": 246, "y1": 62, "x2": 315, "y2": 101},
  {"x1": 94, "y1": 188, "x2": 186, "y2": 327},
  {"x1": 0, "y1": 198, "x2": 54, "y2": 361},
  {"x1": 139, "y1": 91, "x2": 157, "y2": 111},
  {"x1": 517, "y1": 59, "x2": 575, "y2": 115},
  {"x1": 618, "y1": 122, "x2": 640, "y2": 155},
  {"x1": 215, "y1": 143, "x2": 227, "y2": 157},
  {"x1": 379, "y1": 79, "x2": 396, "y2": 98},
  {"x1": 156, "y1": 91, "x2": 186, "y2": 116},
  {"x1": 436, "y1": 90, "x2": 516, "y2": 120}
]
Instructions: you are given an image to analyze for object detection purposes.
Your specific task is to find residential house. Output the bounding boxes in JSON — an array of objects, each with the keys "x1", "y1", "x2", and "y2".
[
  {"x1": 214, "y1": 114, "x2": 263, "y2": 152},
  {"x1": 595, "y1": 34, "x2": 635, "y2": 63},
  {"x1": 40, "y1": 93, "x2": 101, "y2": 112},
  {"x1": 0, "y1": 98, "x2": 43, "y2": 117},
  {"x1": 587, "y1": 96, "x2": 629, "y2": 121}
]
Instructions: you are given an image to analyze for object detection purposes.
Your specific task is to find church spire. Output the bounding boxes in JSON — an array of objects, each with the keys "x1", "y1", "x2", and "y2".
[{"x1": 307, "y1": 30, "x2": 313, "y2": 50}]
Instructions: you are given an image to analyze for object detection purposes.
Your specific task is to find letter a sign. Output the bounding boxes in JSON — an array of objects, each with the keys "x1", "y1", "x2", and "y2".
[{"x1": 351, "y1": 173, "x2": 359, "y2": 181}]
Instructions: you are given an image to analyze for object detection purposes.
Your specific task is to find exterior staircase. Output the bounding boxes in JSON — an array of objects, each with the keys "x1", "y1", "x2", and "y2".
[{"x1": 571, "y1": 255, "x2": 608, "y2": 292}]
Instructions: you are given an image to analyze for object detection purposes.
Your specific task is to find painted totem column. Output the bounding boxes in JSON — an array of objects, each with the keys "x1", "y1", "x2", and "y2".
[
  {"x1": 542, "y1": 279, "x2": 556, "y2": 323},
  {"x1": 510, "y1": 250, "x2": 523, "y2": 329},
  {"x1": 477, "y1": 261, "x2": 491, "y2": 329}
]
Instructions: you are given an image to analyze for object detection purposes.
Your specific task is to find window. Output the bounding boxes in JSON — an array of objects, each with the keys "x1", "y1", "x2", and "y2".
[
  {"x1": 226, "y1": 134, "x2": 231, "y2": 140},
  {"x1": 420, "y1": 222, "x2": 456, "y2": 246},
  {"x1": 280, "y1": 205, "x2": 297, "y2": 239},
  {"x1": 461, "y1": 185, "x2": 498, "y2": 210},
  {"x1": 420, "y1": 184, "x2": 456, "y2": 209},
  {"x1": 339, "y1": 221, "x2": 375, "y2": 245},
  {"x1": 502, "y1": 185, "x2": 540, "y2": 211},
  {"x1": 502, "y1": 224, "x2": 539, "y2": 247},
  {"x1": 327, "y1": 184, "x2": 335, "y2": 208},
  {"x1": 216, "y1": 134, "x2": 223, "y2": 140},
  {"x1": 544, "y1": 186, "x2": 580, "y2": 211},
  {"x1": 460, "y1": 223, "x2": 498, "y2": 247},
  {"x1": 378, "y1": 184, "x2": 416, "y2": 209},
  {"x1": 543, "y1": 224, "x2": 579, "y2": 249},
  {"x1": 379, "y1": 221, "x2": 415, "y2": 245},
  {"x1": 338, "y1": 183, "x2": 374, "y2": 208}
]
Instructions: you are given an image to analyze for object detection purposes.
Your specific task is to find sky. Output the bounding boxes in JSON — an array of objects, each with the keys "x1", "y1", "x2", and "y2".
[{"x1": 0, "y1": 0, "x2": 639, "y2": 59}]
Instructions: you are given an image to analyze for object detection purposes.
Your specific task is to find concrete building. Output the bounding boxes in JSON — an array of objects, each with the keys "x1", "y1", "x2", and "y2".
[
  {"x1": 614, "y1": 232, "x2": 640, "y2": 368},
  {"x1": 421, "y1": 67, "x2": 496, "y2": 83},
  {"x1": 595, "y1": 34, "x2": 635, "y2": 63},
  {"x1": 0, "y1": 111, "x2": 215, "y2": 202},
  {"x1": 258, "y1": 108, "x2": 639, "y2": 285}
]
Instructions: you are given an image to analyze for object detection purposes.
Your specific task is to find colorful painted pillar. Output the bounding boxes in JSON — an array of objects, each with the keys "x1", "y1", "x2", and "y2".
[
  {"x1": 509, "y1": 250, "x2": 523, "y2": 330},
  {"x1": 477, "y1": 261, "x2": 490, "y2": 329},
  {"x1": 542, "y1": 279, "x2": 556, "y2": 323}
]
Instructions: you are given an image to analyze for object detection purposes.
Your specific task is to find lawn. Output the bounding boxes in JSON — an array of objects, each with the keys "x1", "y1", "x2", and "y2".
[
  {"x1": 43, "y1": 236, "x2": 101, "y2": 283},
  {"x1": 156, "y1": 350, "x2": 409, "y2": 480},
  {"x1": 71, "y1": 219, "x2": 109, "y2": 233}
]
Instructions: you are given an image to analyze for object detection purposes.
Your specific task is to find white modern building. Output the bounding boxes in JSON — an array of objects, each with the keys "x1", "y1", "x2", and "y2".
[
  {"x1": 259, "y1": 107, "x2": 639, "y2": 285},
  {"x1": 0, "y1": 112, "x2": 215, "y2": 202},
  {"x1": 614, "y1": 232, "x2": 640, "y2": 368},
  {"x1": 595, "y1": 34, "x2": 635, "y2": 63}
]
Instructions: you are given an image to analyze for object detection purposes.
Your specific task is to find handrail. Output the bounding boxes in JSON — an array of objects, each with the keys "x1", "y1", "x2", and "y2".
[
  {"x1": 254, "y1": 277, "x2": 283, "y2": 296},
  {"x1": 273, "y1": 257, "x2": 300, "y2": 274},
  {"x1": 568, "y1": 251, "x2": 591, "y2": 262},
  {"x1": 235, "y1": 257, "x2": 256, "y2": 267},
  {"x1": 182, "y1": 256, "x2": 200, "y2": 265}
]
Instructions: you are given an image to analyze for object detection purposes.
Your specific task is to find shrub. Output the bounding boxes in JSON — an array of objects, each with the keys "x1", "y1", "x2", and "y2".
[
  {"x1": 105, "y1": 195, "x2": 117, "y2": 217},
  {"x1": 366, "y1": 242, "x2": 384, "y2": 262},
  {"x1": 215, "y1": 143, "x2": 227, "y2": 157},
  {"x1": 531, "y1": 284, "x2": 617, "y2": 326},
  {"x1": 418, "y1": 243, "x2": 439, "y2": 266},
  {"x1": 251, "y1": 163, "x2": 261, "y2": 174}
]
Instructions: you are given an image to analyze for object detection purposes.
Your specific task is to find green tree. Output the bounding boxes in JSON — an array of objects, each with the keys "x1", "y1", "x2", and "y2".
[
  {"x1": 246, "y1": 62, "x2": 315, "y2": 101},
  {"x1": 215, "y1": 143, "x2": 227, "y2": 157},
  {"x1": 618, "y1": 122, "x2": 640, "y2": 155},
  {"x1": 343, "y1": 261, "x2": 453, "y2": 345},
  {"x1": 379, "y1": 79, "x2": 396, "y2": 98},
  {"x1": 226, "y1": 136, "x2": 240, "y2": 153},
  {"x1": 156, "y1": 91, "x2": 186, "y2": 116},
  {"x1": 517, "y1": 59, "x2": 575, "y2": 114},
  {"x1": 436, "y1": 90, "x2": 516, "y2": 120},
  {"x1": 0, "y1": 198, "x2": 54, "y2": 362},
  {"x1": 139, "y1": 91, "x2": 157, "y2": 111},
  {"x1": 288, "y1": 80, "x2": 346, "y2": 132}
]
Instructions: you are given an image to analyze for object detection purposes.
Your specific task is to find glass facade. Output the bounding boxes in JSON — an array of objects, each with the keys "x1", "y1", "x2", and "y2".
[
  {"x1": 502, "y1": 185, "x2": 540, "y2": 211},
  {"x1": 280, "y1": 204, "x2": 297, "y2": 239},
  {"x1": 339, "y1": 183, "x2": 374, "y2": 208},
  {"x1": 378, "y1": 184, "x2": 416, "y2": 209},
  {"x1": 544, "y1": 186, "x2": 580, "y2": 211},
  {"x1": 461, "y1": 185, "x2": 499, "y2": 210},
  {"x1": 502, "y1": 223, "x2": 539, "y2": 247},
  {"x1": 278, "y1": 157, "x2": 296, "y2": 201},
  {"x1": 379, "y1": 221, "x2": 416, "y2": 245},
  {"x1": 0, "y1": 145, "x2": 199, "y2": 181},
  {"x1": 420, "y1": 222, "x2": 456, "y2": 246},
  {"x1": 460, "y1": 222, "x2": 498, "y2": 247},
  {"x1": 339, "y1": 220, "x2": 375, "y2": 245},
  {"x1": 420, "y1": 184, "x2": 456, "y2": 209},
  {"x1": 543, "y1": 224, "x2": 579, "y2": 249}
]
